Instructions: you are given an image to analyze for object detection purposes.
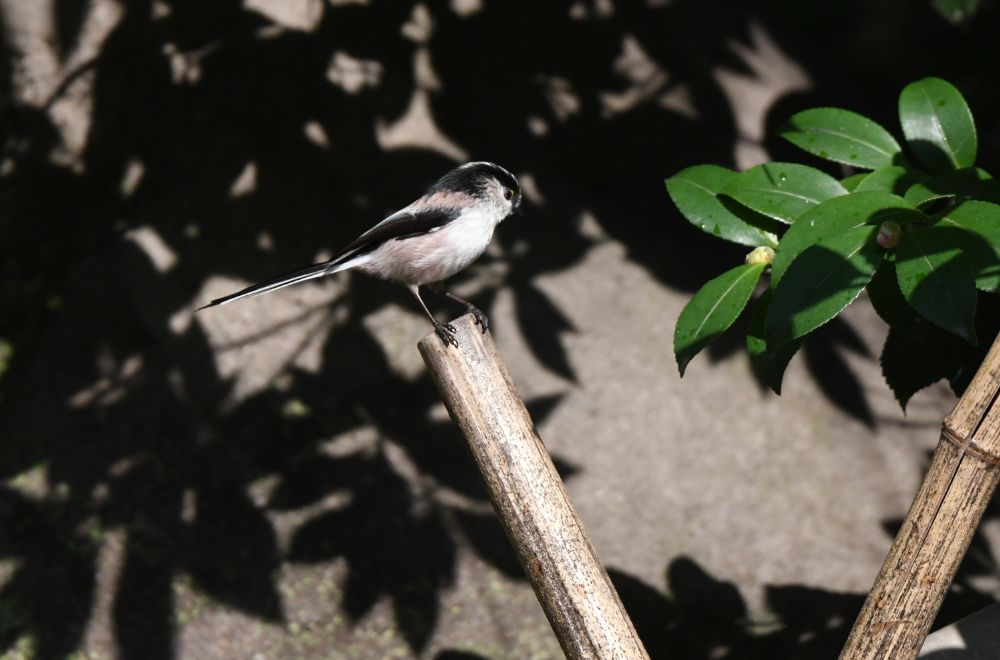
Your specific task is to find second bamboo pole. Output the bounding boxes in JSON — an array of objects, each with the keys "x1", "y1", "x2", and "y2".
[{"x1": 841, "y1": 331, "x2": 1000, "y2": 659}]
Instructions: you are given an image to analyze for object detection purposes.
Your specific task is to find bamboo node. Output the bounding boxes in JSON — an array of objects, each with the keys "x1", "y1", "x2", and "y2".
[{"x1": 941, "y1": 425, "x2": 1000, "y2": 467}]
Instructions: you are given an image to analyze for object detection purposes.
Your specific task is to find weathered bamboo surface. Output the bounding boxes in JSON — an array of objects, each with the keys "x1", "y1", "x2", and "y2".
[
  {"x1": 419, "y1": 314, "x2": 649, "y2": 660},
  {"x1": 840, "y1": 331, "x2": 1000, "y2": 659}
]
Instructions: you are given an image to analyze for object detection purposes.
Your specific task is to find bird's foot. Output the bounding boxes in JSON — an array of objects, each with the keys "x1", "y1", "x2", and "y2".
[
  {"x1": 468, "y1": 305, "x2": 489, "y2": 333},
  {"x1": 434, "y1": 320, "x2": 459, "y2": 347}
]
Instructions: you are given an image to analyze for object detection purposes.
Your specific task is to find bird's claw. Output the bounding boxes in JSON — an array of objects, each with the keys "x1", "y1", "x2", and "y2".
[
  {"x1": 468, "y1": 305, "x2": 489, "y2": 333},
  {"x1": 434, "y1": 321, "x2": 459, "y2": 347}
]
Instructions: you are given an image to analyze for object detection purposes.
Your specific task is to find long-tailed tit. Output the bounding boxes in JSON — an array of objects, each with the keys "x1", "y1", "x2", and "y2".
[{"x1": 198, "y1": 161, "x2": 521, "y2": 346}]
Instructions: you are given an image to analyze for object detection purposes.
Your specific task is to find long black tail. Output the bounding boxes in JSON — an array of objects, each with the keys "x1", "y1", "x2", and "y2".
[{"x1": 197, "y1": 261, "x2": 338, "y2": 310}]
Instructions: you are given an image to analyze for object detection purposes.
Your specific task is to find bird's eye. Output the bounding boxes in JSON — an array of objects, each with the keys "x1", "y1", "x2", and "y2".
[{"x1": 504, "y1": 188, "x2": 514, "y2": 201}]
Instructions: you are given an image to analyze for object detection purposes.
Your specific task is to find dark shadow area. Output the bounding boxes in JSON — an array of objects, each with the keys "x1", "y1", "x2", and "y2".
[
  {"x1": 610, "y1": 556, "x2": 866, "y2": 659},
  {"x1": 2, "y1": 0, "x2": 1000, "y2": 657},
  {"x1": 613, "y1": 548, "x2": 998, "y2": 659}
]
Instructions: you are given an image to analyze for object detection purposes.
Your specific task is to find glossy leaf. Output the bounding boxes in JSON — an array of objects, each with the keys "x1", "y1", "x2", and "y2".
[
  {"x1": 856, "y1": 165, "x2": 927, "y2": 195},
  {"x1": 666, "y1": 165, "x2": 779, "y2": 247},
  {"x1": 866, "y1": 261, "x2": 929, "y2": 341},
  {"x1": 974, "y1": 179, "x2": 1000, "y2": 204},
  {"x1": 899, "y1": 77, "x2": 977, "y2": 173},
  {"x1": 841, "y1": 173, "x2": 869, "y2": 192},
  {"x1": 935, "y1": 200, "x2": 1000, "y2": 291},
  {"x1": 674, "y1": 263, "x2": 765, "y2": 376},
  {"x1": 720, "y1": 162, "x2": 847, "y2": 224},
  {"x1": 771, "y1": 191, "x2": 920, "y2": 286},
  {"x1": 896, "y1": 226, "x2": 978, "y2": 344},
  {"x1": 780, "y1": 107, "x2": 901, "y2": 170},
  {"x1": 881, "y1": 328, "x2": 956, "y2": 411},
  {"x1": 766, "y1": 227, "x2": 882, "y2": 346},
  {"x1": 903, "y1": 167, "x2": 992, "y2": 206},
  {"x1": 746, "y1": 289, "x2": 802, "y2": 394}
]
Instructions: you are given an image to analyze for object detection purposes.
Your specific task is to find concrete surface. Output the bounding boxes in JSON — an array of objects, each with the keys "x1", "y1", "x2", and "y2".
[{"x1": 2, "y1": 1, "x2": 999, "y2": 659}]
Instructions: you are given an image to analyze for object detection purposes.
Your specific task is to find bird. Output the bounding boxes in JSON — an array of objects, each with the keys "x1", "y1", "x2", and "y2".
[{"x1": 197, "y1": 161, "x2": 521, "y2": 346}]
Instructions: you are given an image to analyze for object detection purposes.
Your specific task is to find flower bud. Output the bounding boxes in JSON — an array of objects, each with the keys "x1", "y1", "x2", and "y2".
[
  {"x1": 877, "y1": 221, "x2": 902, "y2": 249},
  {"x1": 745, "y1": 246, "x2": 775, "y2": 266}
]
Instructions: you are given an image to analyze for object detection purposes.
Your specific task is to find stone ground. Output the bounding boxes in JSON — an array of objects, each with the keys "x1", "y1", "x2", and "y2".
[{"x1": 2, "y1": 1, "x2": 999, "y2": 659}]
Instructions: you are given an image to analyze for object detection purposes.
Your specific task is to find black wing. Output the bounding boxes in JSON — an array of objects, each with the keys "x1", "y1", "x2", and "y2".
[{"x1": 329, "y1": 206, "x2": 461, "y2": 263}]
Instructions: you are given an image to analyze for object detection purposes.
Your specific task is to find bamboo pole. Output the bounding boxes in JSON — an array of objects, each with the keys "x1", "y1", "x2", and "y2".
[
  {"x1": 418, "y1": 314, "x2": 649, "y2": 660},
  {"x1": 841, "y1": 331, "x2": 1000, "y2": 659}
]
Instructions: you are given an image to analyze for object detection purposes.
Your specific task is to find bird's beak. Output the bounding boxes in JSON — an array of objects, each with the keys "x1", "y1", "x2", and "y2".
[{"x1": 514, "y1": 195, "x2": 524, "y2": 215}]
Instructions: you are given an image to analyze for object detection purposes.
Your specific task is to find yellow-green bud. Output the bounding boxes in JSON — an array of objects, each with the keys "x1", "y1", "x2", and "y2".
[{"x1": 745, "y1": 246, "x2": 775, "y2": 266}]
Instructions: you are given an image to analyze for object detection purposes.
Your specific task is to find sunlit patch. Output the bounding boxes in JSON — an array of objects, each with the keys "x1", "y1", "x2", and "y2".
[
  {"x1": 325, "y1": 51, "x2": 383, "y2": 95},
  {"x1": 303, "y1": 120, "x2": 331, "y2": 148},
  {"x1": 0, "y1": 559, "x2": 22, "y2": 589},
  {"x1": 401, "y1": 3, "x2": 434, "y2": 43},
  {"x1": 151, "y1": 0, "x2": 171, "y2": 19},
  {"x1": 0, "y1": 338, "x2": 12, "y2": 380},
  {"x1": 376, "y1": 89, "x2": 468, "y2": 162},
  {"x1": 577, "y1": 210, "x2": 607, "y2": 241},
  {"x1": 196, "y1": 275, "x2": 344, "y2": 405},
  {"x1": 518, "y1": 172, "x2": 546, "y2": 206},
  {"x1": 362, "y1": 304, "x2": 428, "y2": 380},
  {"x1": 68, "y1": 349, "x2": 144, "y2": 409},
  {"x1": 527, "y1": 115, "x2": 549, "y2": 137},
  {"x1": 5, "y1": 0, "x2": 123, "y2": 172},
  {"x1": 450, "y1": 0, "x2": 482, "y2": 17},
  {"x1": 229, "y1": 161, "x2": 258, "y2": 198},
  {"x1": 600, "y1": 34, "x2": 667, "y2": 117},
  {"x1": 538, "y1": 75, "x2": 580, "y2": 122},
  {"x1": 126, "y1": 225, "x2": 177, "y2": 273},
  {"x1": 163, "y1": 43, "x2": 204, "y2": 85},
  {"x1": 181, "y1": 487, "x2": 197, "y2": 524},
  {"x1": 658, "y1": 84, "x2": 697, "y2": 120},
  {"x1": 257, "y1": 231, "x2": 275, "y2": 252},
  {"x1": 243, "y1": 0, "x2": 324, "y2": 32},
  {"x1": 119, "y1": 158, "x2": 145, "y2": 197},
  {"x1": 5, "y1": 463, "x2": 48, "y2": 499},
  {"x1": 712, "y1": 21, "x2": 811, "y2": 169},
  {"x1": 568, "y1": 0, "x2": 614, "y2": 20}
]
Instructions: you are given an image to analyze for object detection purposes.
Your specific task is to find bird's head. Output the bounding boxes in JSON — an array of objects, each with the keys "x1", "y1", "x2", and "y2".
[{"x1": 428, "y1": 161, "x2": 521, "y2": 220}]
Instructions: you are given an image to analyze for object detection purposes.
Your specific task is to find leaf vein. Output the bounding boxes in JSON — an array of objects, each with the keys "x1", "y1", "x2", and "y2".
[
  {"x1": 692, "y1": 267, "x2": 758, "y2": 338},
  {"x1": 801, "y1": 126, "x2": 894, "y2": 158}
]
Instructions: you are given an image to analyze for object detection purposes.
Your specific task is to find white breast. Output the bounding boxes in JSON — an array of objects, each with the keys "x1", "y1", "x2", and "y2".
[{"x1": 358, "y1": 206, "x2": 499, "y2": 285}]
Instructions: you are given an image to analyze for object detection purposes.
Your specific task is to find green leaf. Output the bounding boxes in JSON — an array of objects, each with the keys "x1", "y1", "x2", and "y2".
[
  {"x1": 674, "y1": 263, "x2": 766, "y2": 376},
  {"x1": 903, "y1": 167, "x2": 992, "y2": 206},
  {"x1": 934, "y1": 200, "x2": 1000, "y2": 291},
  {"x1": 746, "y1": 289, "x2": 802, "y2": 394},
  {"x1": 856, "y1": 165, "x2": 928, "y2": 195},
  {"x1": 771, "y1": 191, "x2": 920, "y2": 286},
  {"x1": 973, "y1": 179, "x2": 1000, "y2": 204},
  {"x1": 779, "y1": 107, "x2": 902, "y2": 170},
  {"x1": 841, "y1": 173, "x2": 869, "y2": 192},
  {"x1": 666, "y1": 165, "x2": 779, "y2": 247},
  {"x1": 899, "y1": 77, "x2": 977, "y2": 173},
  {"x1": 881, "y1": 328, "x2": 956, "y2": 411},
  {"x1": 766, "y1": 226, "x2": 882, "y2": 346},
  {"x1": 895, "y1": 226, "x2": 978, "y2": 344},
  {"x1": 720, "y1": 162, "x2": 848, "y2": 224},
  {"x1": 867, "y1": 261, "x2": 931, "y2": 342}
]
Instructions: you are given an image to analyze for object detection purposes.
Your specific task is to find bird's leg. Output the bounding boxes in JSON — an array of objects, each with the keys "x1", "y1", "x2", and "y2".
[
  {"x1": 428, "y1": 282, "x2": 489, "y2": 333},
  {"x1": 408, "y1": 284, "x2": 457, "y2": 347}
]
